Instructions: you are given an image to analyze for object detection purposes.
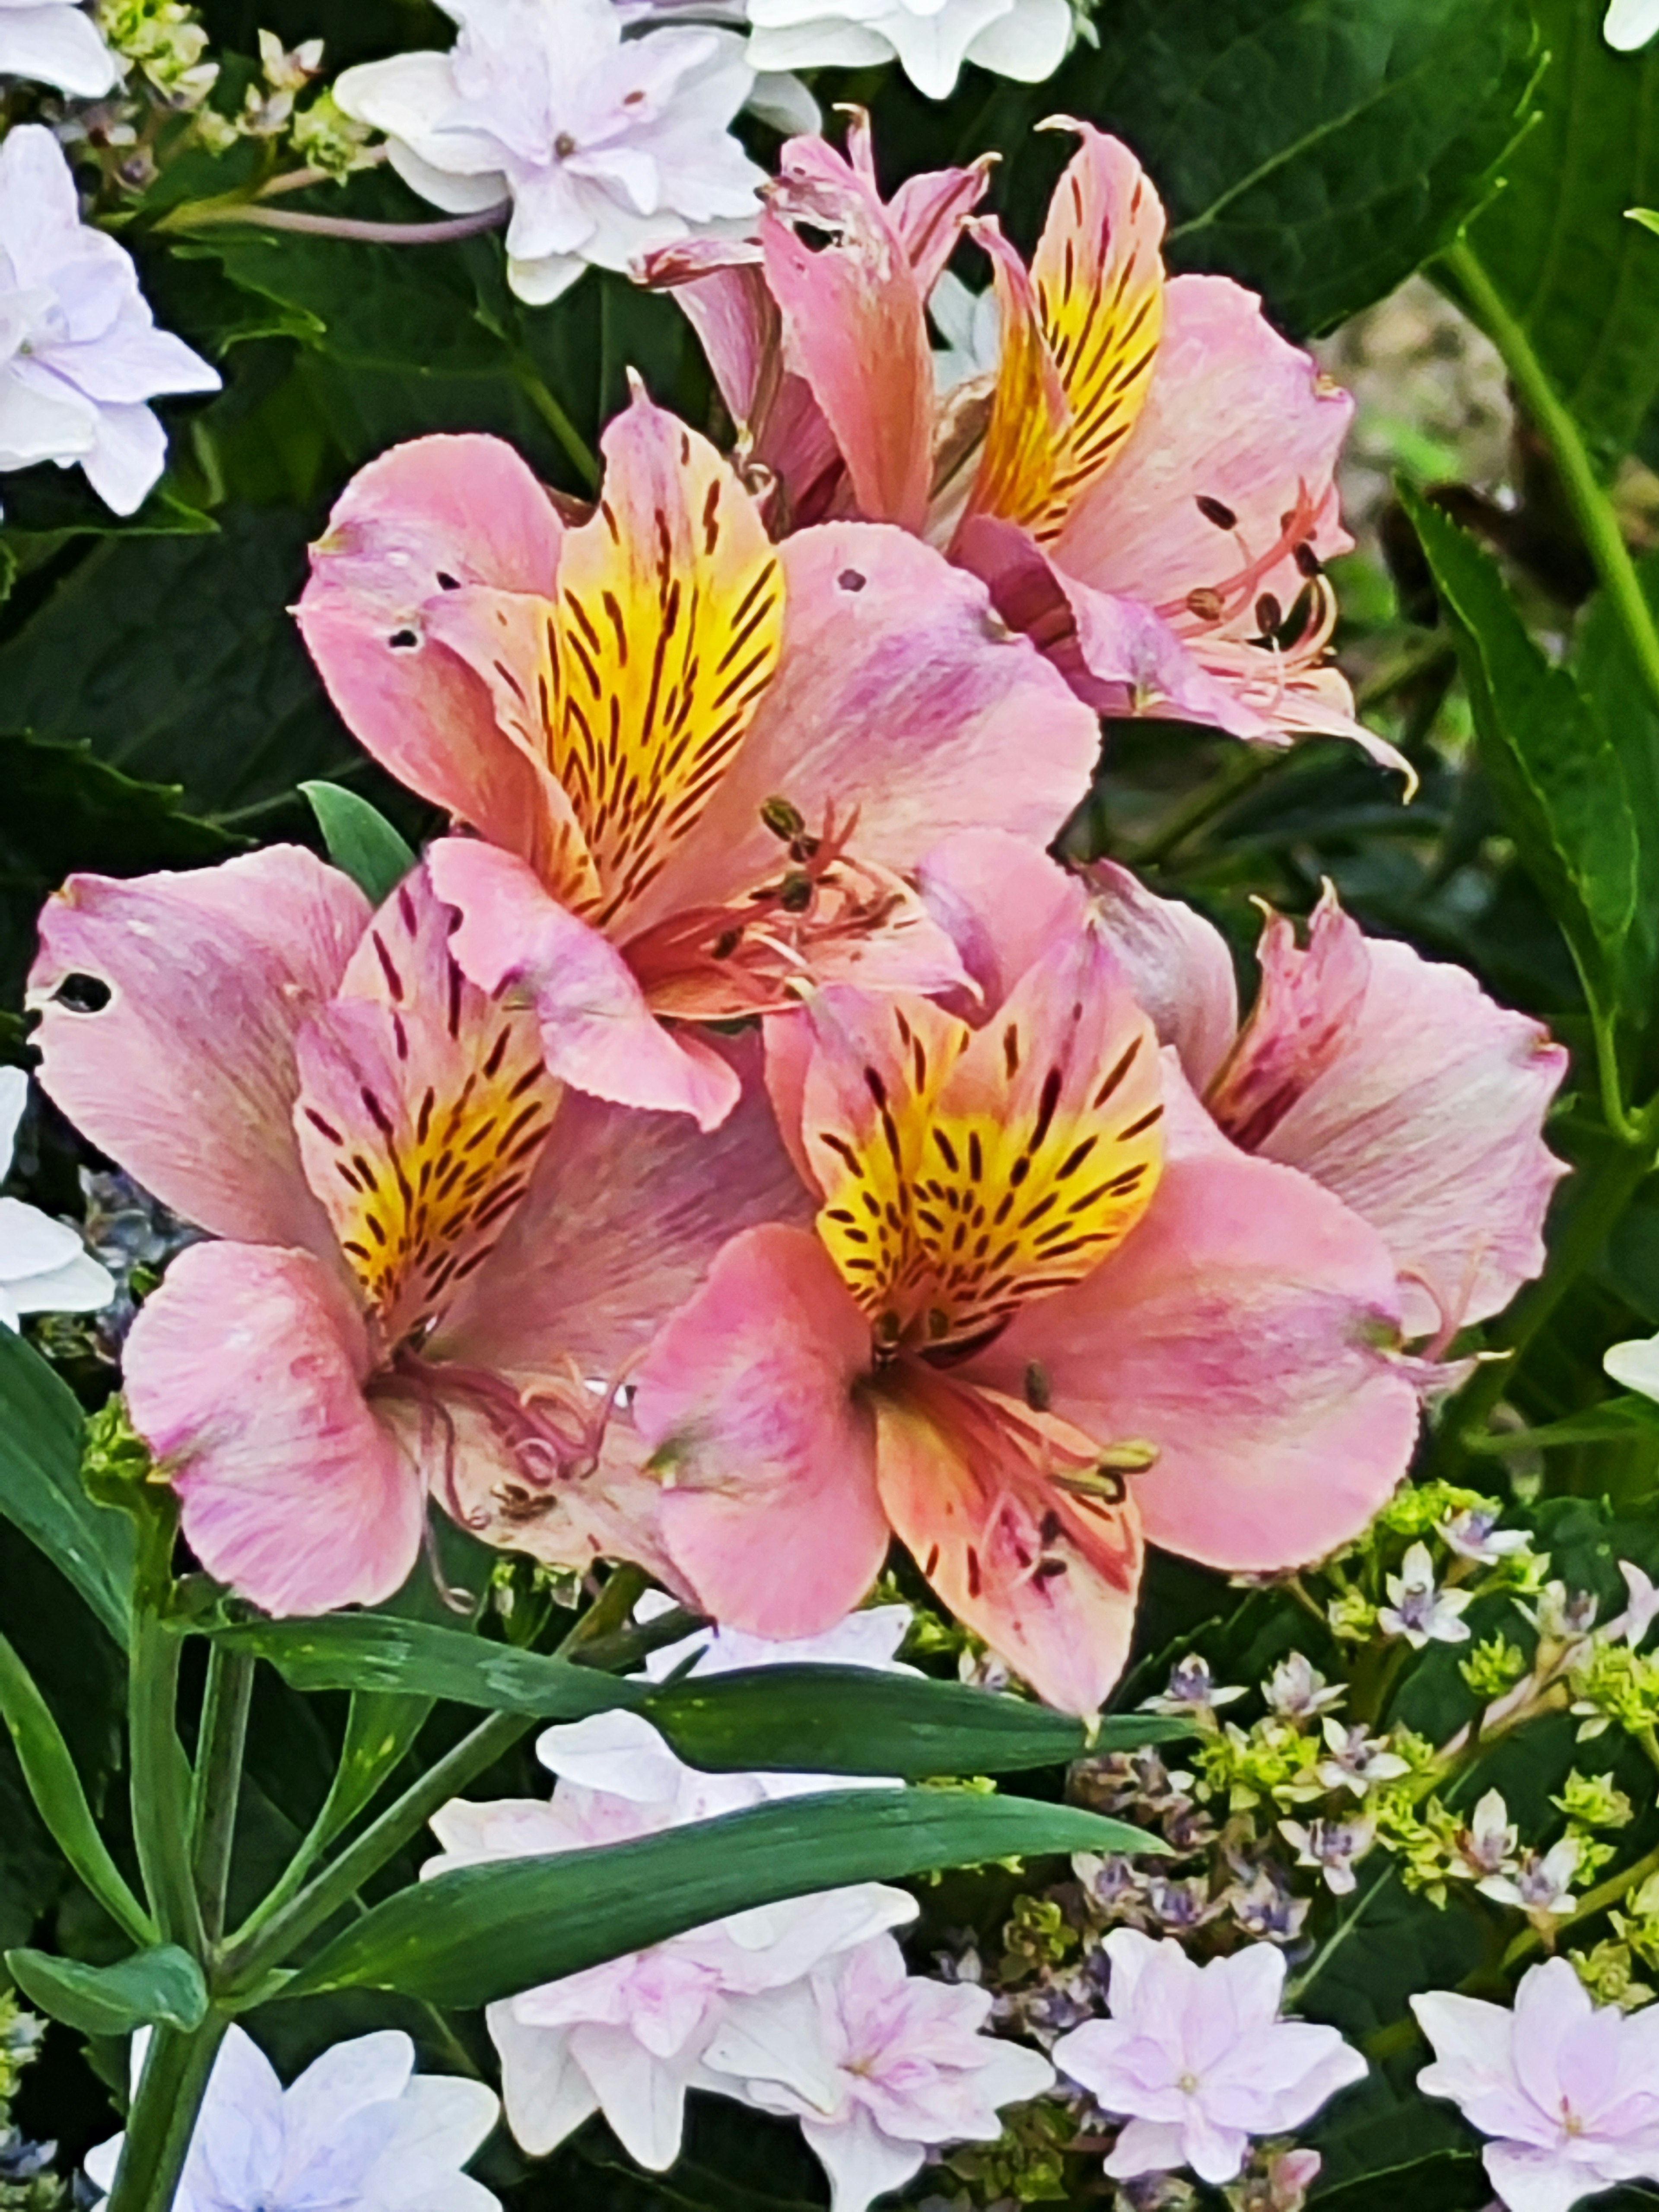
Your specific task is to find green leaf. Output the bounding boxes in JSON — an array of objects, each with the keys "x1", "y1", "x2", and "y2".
[
  {"x1": 0, "y1": 508, "x2": 356, "y2": 826},
  {"x1": 1455, "y1": 0, "x2": 1659, "y2": 467},
  {"x1": 0, "y1": 1633, "x2": 151, "y2": 1946},
  {"x1": 0, "y1": 1332, "x2": 134, "y2": 1649},
  {"x1": 213, "y1": 1614, "x2": 1182, "y2": 1776},
  {"x1": 6, "y1": 1943, "x2": 207, "y2": 2037},
  {"x1": 281, "y1": 1790, "x2": 1160, "y2": 2006},
  {"x1": 301, "y1": 782, "x2": 416, "y2": 904},
  {"x1": 987, "y1": 0, "x2": 1539, "y2": 336},
  {"x1": 1574, "y1": 546, "x2": 1659, "y2": 1038},
  {"x1": 1399, "y1": 482, "x2": 1639, "y2": 1010}
]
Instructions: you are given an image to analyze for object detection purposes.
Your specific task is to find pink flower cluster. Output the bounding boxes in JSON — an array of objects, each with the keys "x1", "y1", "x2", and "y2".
[{"x1": 25, "y1": 123, "x2": 1570, "y2": 1715}]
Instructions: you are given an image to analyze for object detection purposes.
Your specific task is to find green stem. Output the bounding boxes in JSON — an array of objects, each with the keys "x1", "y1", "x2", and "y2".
[
  {"x1": 511, "y1": 354, "x2": 600, "y2": 490},
  {"x1": 1501, "y1": 1836, "x2": 1659, "y2": 1970},
  {"x1": 1126, "y1": 744, "x2": 1286, "y2": 869},
  {"x1": 189, "y1": 1645, "x2": 254, "y2": 1945},
  {"x1": 1441, "y1": 237, "x2": 1659, "y2": 721},
  {"x1": 103, "y1": 2015, "x2": 228, "y2": 2212},
  {"x1": 222, "y1": 1564, "x2": 650, "y2": 1990},
  {"x1": 1285, "y1": 1865, "x2": 1397, "y2": 2006},
  {"x1": 129, "y1": 1521, "x2": 205, "y2": 1959}
]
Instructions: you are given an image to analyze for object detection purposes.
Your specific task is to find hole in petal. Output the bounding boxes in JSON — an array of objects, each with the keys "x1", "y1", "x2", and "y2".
[
  {"x1": 54, "y1": 973, "x2": 111, "y2": 1014},
  {"x1": 838, "y1": 569, "x2": 866, "y2": 593},
  {"x1": 388, "y1": 628, "x2": 419, "y2": 649}
]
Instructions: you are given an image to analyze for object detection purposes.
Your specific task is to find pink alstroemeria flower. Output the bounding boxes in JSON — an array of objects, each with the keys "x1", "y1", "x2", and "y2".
[
  {"x1": 630, "y1": 832, "x2": 1420, "y2": 1714},
  {"x1": 1083, "y1": 861, "x2": 1569, "y2": 1345},
  {"x1": 297, "y1": 385, "x2": 1100, "y2": 1131},
  {"x1": 26, "y1": 851, "x2": 803, "y2": 1614},
  {"x1": 647, "y1": 117, "x2": 1398, "y2": 771}
]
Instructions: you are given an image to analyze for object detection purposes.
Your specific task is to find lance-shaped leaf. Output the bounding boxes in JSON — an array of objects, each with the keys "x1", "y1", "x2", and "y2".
[
  {"x1": 213, "y1": 1614, "x2": 1183, "y2": 1776},
  {"x1": 301, "y1": 781, "x2": 416, "y2": 906},
  {"x1": 0, "y1": 1633, "x2": 151, "y2": 1946},
  {"x1": 6, "y1": 1942, "x2": 207, "y2": 2037},
  {"x1": 0, "y1": 1331, "x2": 134, "y2": 1648},
  {"x1": 282, "y1": 1790, "x2": 1159, "y2": 2006},
  {"x1": 1401, "y1": 483, "x2": 1640, "y2": 1016}
]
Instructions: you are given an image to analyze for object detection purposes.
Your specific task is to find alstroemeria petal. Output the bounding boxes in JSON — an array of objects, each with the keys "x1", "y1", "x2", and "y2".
[
  {"x1": 427, "y1": 836, "x2": 743, "y2": 1129},
  {"x1": 874, "y1": 1367, "x2": 1144, "y2": 1716},
  {"x1": 28, "y1": 849, "x2": 368, "y2": 1255},
  {"x1": 975, "y1": 1080, "x2": 1418, "y2": 1573},
  {"x1": 1080, "y1": 860, "x2": 1239, "y2": 1093},
  {"x1": 126, "y1": 1242, "x2": 422, "y2": 1614},
  {"x1": 637, "y1": 1224, "x2": 889, "y2": 1639}
]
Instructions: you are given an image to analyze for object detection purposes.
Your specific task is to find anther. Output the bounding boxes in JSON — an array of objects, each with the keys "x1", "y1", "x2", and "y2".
[{"x1": 1195, "y1": 495, "x2": 1238, "y2": 531}]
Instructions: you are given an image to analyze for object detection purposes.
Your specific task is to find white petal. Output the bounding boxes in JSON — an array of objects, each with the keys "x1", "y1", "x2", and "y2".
[
  {"x1": 1606, "y1": 1335, "x2": 1659, "y2": 1401},
  {"x1": 1607, "y1": 0, "x2": 1659, "y2": 48},
  {"x1": 741, "y1": 16, "x2": 896, "y2": 69},
  {"x1": 9, "y1": 1248, "x2": 116, "y2": 1318},
  {"x1": 368, "y1": 2076, "x2": 503, "y2": 2206},
  {"x1": 505, "y1": 251, "x2": 589, "y2": 306},
  {"x1": 534, "y1": 1709, "x2": 687, "y2": 1804},
  {"x1": 801, "y1": 2107, "x2": 927, "y2": 2212},
  {"x1": 1483, "y1": 2139, "x2": 1596, "y2": 2212},
  {"x1": 744, "y1": 68, "x2": 820, "y2": 133},
  {"x1": 873, "y1": 0, "x2": 1012, "y2": 96},
  {"x1": 83, "y1": 2131, "x2": 123, "y2": 2194},
  {"x1": 51, "y1": 321, "x2": 220, "y2": 407},
  {"x1": 0, "y1": 5, "x2": 119, "y2": 95},
  {"x1": 282, "y1": 2030, "x2": 414, "y2": 2158},
  {"x1": 1103, "y1": 2116, "x2": 1189, "y2": 2179},
  {"x1": 0, "y1": 1068, "x2": 27, "y2": 1177},
  {"x1": 489, "y1": 2003, "x2": 601, "y2": 2158},
  {"x1": 962, "y1": 0, "x2": 1068, "y2": 77},
  {"x1": 79, "y1": 398, "x2": 167, "y2": 516},
  {"x1": 0, "y1": 1196, "x2": 83, "y2": 1280},
  {"x1": 0, "y1": 362, "x2": 98, "y2": 470},
  {"x1": 569, "y1": 2021, "x2": 694, "y2": 2172},
  {"x1": 702, "y1": 1983, "x2": 838, "y2": 2112}
]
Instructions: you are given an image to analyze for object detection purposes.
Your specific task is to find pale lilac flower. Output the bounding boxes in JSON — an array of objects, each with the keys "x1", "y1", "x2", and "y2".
[
  {"x1": 1224, "y1": 1861, "x2": 1310, "y2": 1948},
  {"x1": 426, "y1": 1615, "x2": 919, "y2": 2171},
  {"x1": 0, "y1": 0, "x2": 116, "y2": 94},
  {"x1": 1608, "y1": 1560, "x2": 1659, "y2": 1651},
  {"x1": 1479, "y1": 1837, "x2": 1580, "y2": 1923},
  {"x1": 1142, "y1": 1656, "x2": 1247, "y2": 1721},
  {"x1": 1314, "y1": 1721, "x2": 1409, "y2": 1798},
  {"x1": 1439, "y1": 1507, "x2": 1529, "y2": 1565},
  {"x1": 636, "y1": 1594, "x2": 915, "y2": 1683},
  {"x1": 85, "y1": 2027, "x2": 499, "y2": 2212},
  {"x1": 741, "y1": 0, "x2": 1069, "y2": 100},
  {"x1": 701, "y1": 1932, "x2": 1055, "y2": 2212},
  {"x1": 1378, "y1": 1543, "x2": 1472, "y2": 1649},
  {"x1": 1262, "y1": 1654, "x2": 1344, "y2": 1722},
  {"x1": 0, "y1": 126, "x2": 219, "y2": 513},
  {"x1": 1414, "y1": 1956, "x2": 1659, "y2": 2212},
  {"x1": 1607, "y1": 0, "x2": 1659, "y2": 53},
  {"x1": 1524, "y1": 1580, "x2": 1599, "y2": 1643},
  {"x1": 1052, "y1": 1930, "x2": 1366, "y2": 2186},
  {"x1": 1452, "y1": 1789, "x2": 1518, "y2": 1883},
  {"x1": 1277, "y1": 1815, "x2": 1376, "y2": 1897},
  {"x1": 333, "y1": 0, "x2": 766, "y2": 305},
  {"x1": 0, "y1": 1068, "x2": 113, "y2": 1331}
]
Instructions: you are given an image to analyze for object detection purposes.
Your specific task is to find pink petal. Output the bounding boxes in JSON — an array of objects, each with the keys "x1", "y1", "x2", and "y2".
[
  {"x1": 126, "y1": 1242, "x2": 421, "y2": 1613},
  {"x1": 292, "y1": 863, "x2": 562, "y2": 1345},
  {"x1": 635, "y1": 1224, "x2": 891, "y2": 1638},
  {"x1": 973, "y1": 1075, "x2": 1419, "y2": 1572},
  {"x1": 427, "y1": 838, "x2": 742, "y2": 1130},
  {"x1": 1230, "y1": 893, "x2": 1570, "y2": 1337},
  {"x1": 1080, "y1": 860, "x2": 1239, "y2": 1092},
  {"x1": 297, "y1": 434, "x2": 567, "y2": 865},
  {"x1": 27, "y1": 849, "x2": 367, "y2": 1252},
  {"x1": 641, "y1": 240, "x2": 844, "y2": 528},
  {"x1": 433, "y1": 1030, "x2": 811, "y2": 1386},
  {"x1": 874, "y1": 1367, "x2": 1144, "y2": 1715},
  {"x1": 1206, "y1": 889, "x2": 1372, "y2": 1152},
  {"x1": 1052, "y1": 272, "x2": 1353, "y2": 617},
  {"x1": 761, "y1": 136, "x2": 934, "y2": 532},
  {"x1": 632, "y1": 524, "x2": 1101, "y2": 931},
  {"x1": 915, "y1": 830, "x2": 1090, "y2": 1016}
]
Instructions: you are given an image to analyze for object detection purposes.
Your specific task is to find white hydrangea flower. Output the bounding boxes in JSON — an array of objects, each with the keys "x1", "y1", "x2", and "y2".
[
  {"x1": 334, "y1": 0, "x2": 767, "y2": 306},
  {"x1": 0, "y1": 125, "x2": 220, "y2": 515},
  {"x1": 1377, "y1": 1542, "x2": 1472, "y2": 1649},
  {"x1": 743, "y1": 0, "x2": 1070, "y2": 102},
  {"x1": 1606, "y1": 1330, "x2": 1659, "y2": 1400},
  {"x1": 1607, "y1": 0, "x2": 1659, "y2": 49},
  {"x1": 85, "y1": 2027, "x2": 500, "y2": 2212},
  {"x1": 0, "y1": 1068, "x2": 113, "y2": 1331},
  {"x1": 0, "y1": 0, "x2": 118, "y2": 95}
]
